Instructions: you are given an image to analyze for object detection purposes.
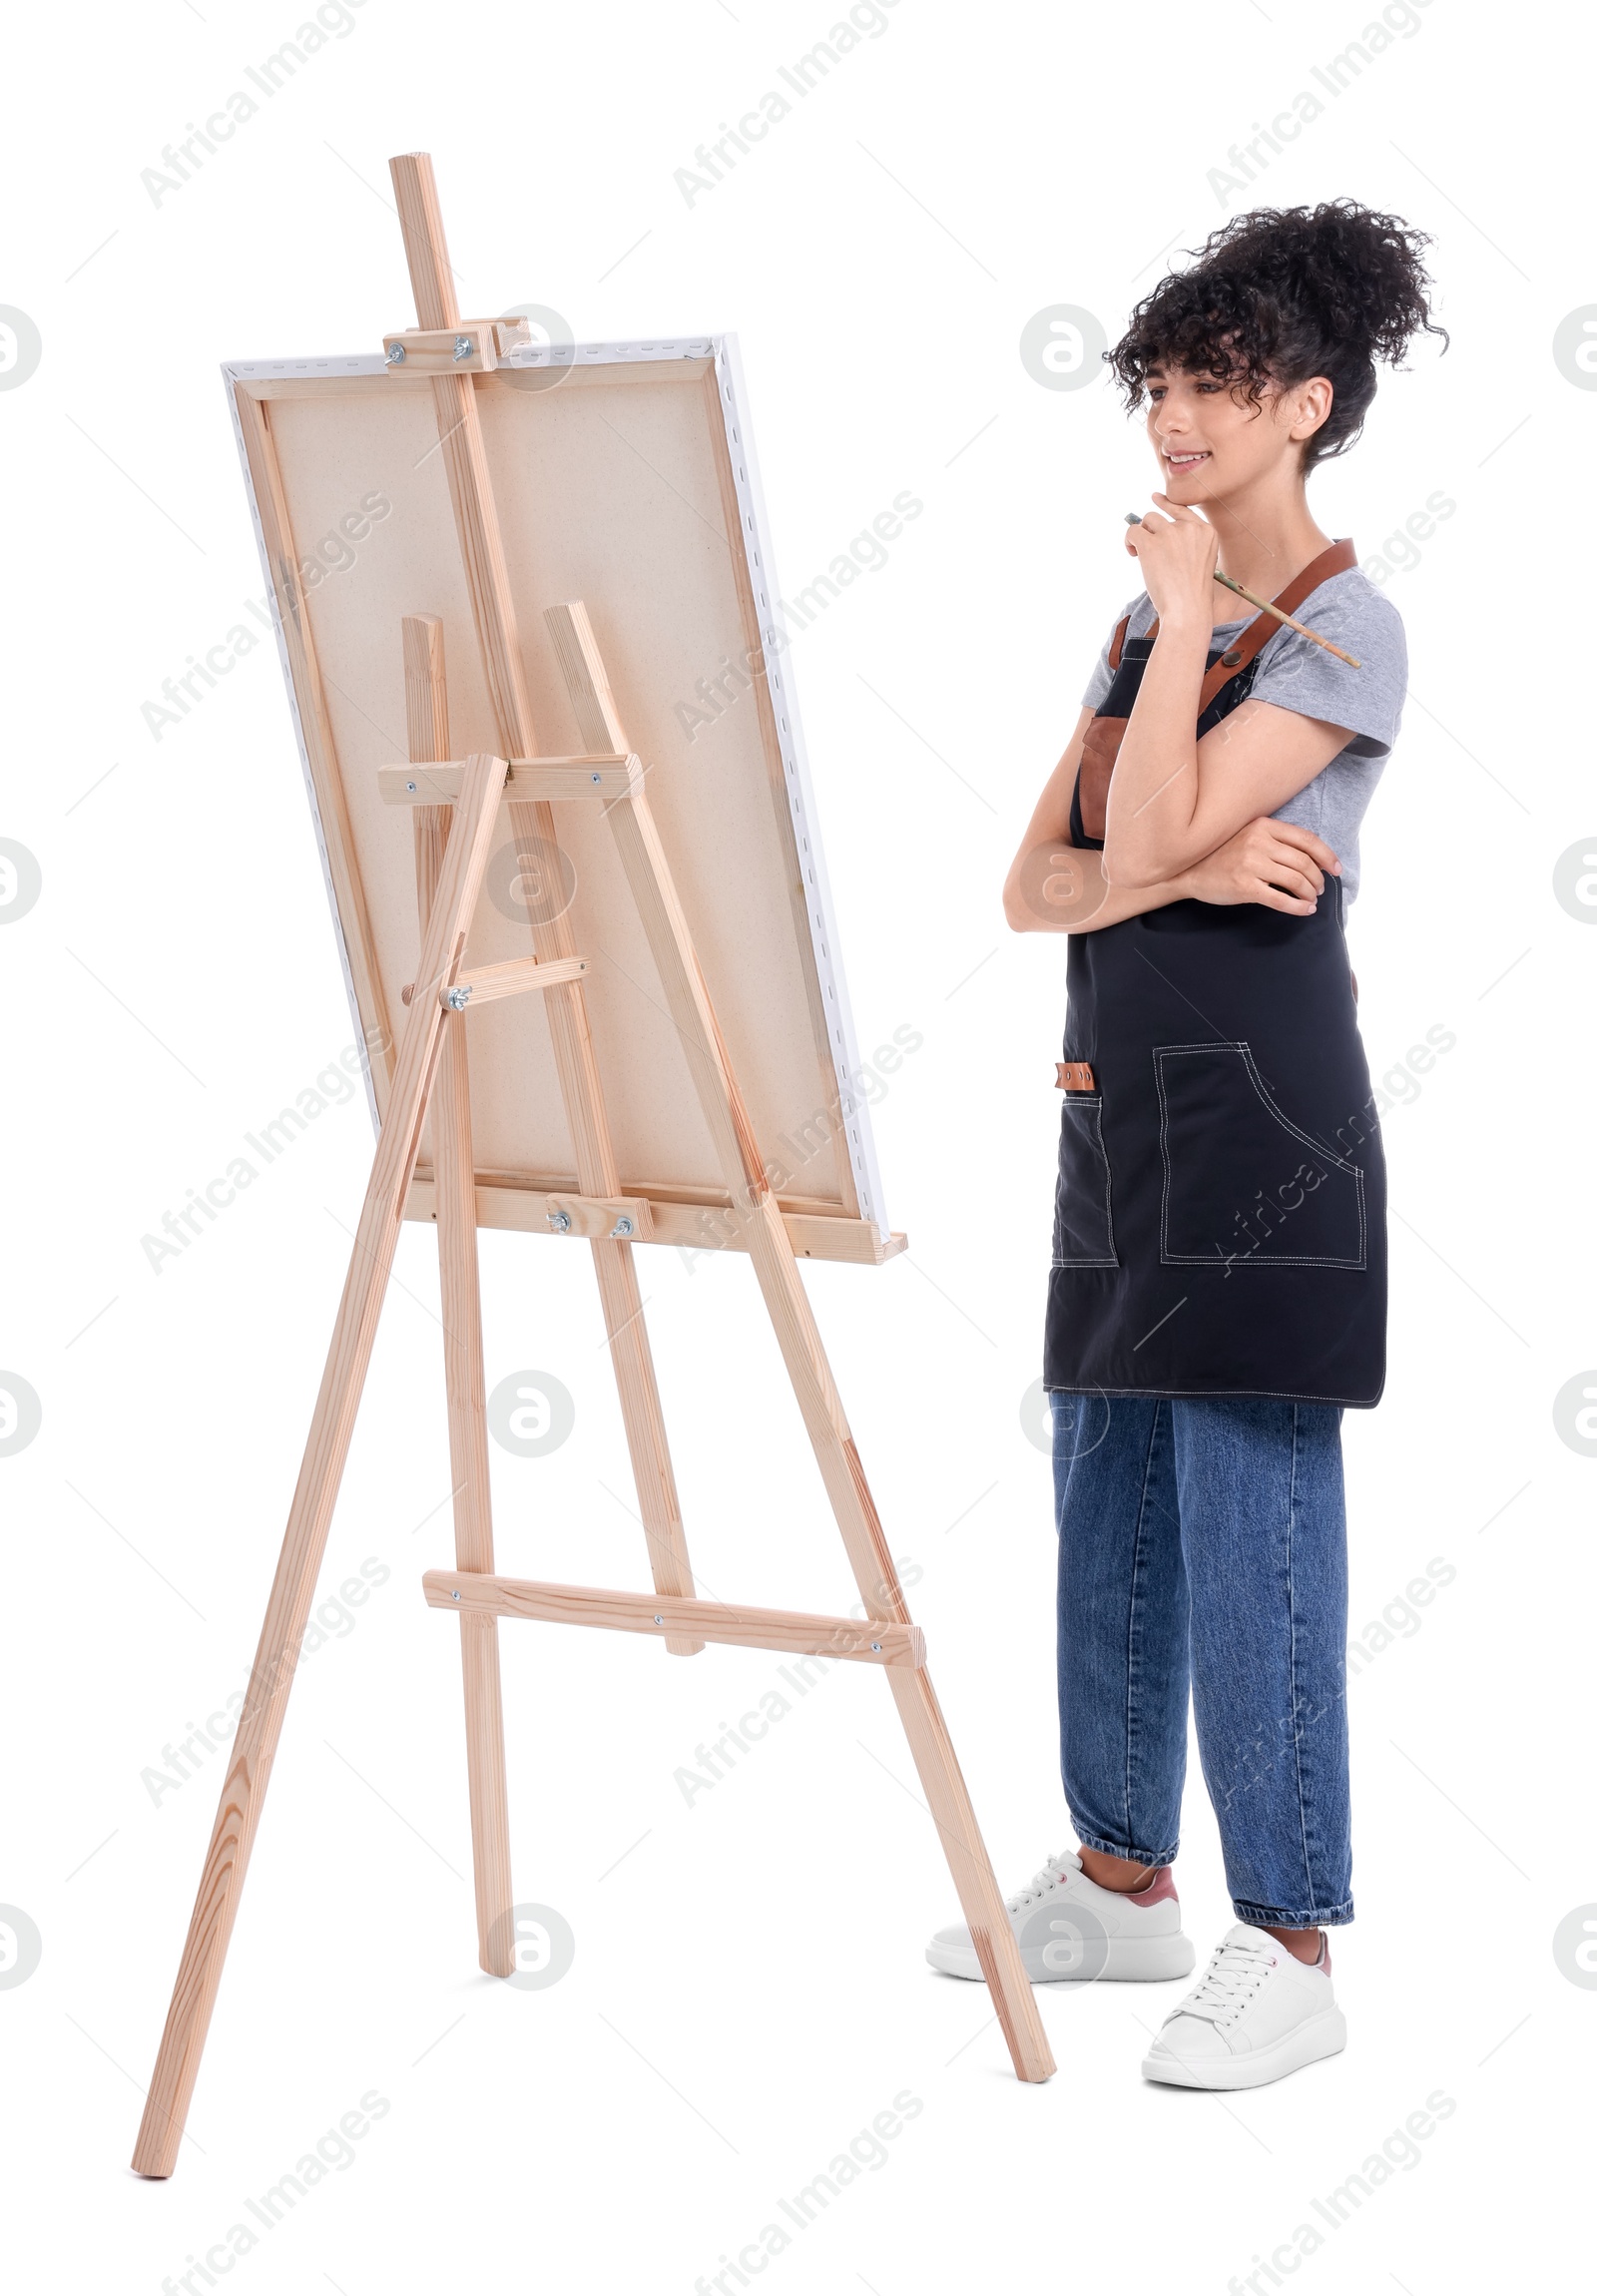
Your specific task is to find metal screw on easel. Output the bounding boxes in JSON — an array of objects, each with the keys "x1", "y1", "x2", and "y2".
[
  {"x1": 610, "y1": 1215, "x2": 636, "y2": 1238},
  {"x1": 385, "y1": 342, "x2": 406, "y2": 364},
  {"x1": 548, "y1": 1210, "x2": 572, "y2": 1233},
  {"x1": 445, "y1": 985, "x2": 472, "y2": 1010},
  {"x1": 452, "y1": 334, "x2": 474, "y2": 361}
]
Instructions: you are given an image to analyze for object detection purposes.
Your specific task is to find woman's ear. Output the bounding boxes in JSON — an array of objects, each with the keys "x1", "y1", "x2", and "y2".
[{"x1": 1288, "y1": 375, "x2": 1334, "y2": 441}]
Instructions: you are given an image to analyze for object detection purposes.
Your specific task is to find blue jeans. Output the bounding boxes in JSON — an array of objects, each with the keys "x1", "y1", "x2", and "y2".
[{"x1": 1052, "y1": 1392, "x2": 1353, "y2": 1927}]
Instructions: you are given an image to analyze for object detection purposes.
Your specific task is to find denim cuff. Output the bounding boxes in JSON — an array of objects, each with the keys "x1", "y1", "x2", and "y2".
[
  {"x1": 1073, "y1": 1825, "x2": 1180, "y2": 1870},
  {"x1": 1233, "y1": 1895, "x2": 1354, "y2": 1928}
]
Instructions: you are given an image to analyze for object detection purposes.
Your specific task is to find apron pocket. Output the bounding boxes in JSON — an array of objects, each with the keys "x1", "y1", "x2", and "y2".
[
  {"x1": 1155, "y1": 1043, "x2": 1366, "y2": 1270},
  {"x1": 1053, "y1": 1093, "x2": 1120, "y2": 1267}
]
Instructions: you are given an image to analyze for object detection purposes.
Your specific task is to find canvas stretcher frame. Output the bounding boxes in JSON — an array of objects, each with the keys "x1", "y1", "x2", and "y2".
[{"x1": 220, "y1": 320, "x2": 899, "y2": 1267}]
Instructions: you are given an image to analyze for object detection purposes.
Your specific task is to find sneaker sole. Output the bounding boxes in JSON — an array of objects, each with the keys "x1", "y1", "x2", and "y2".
[
  {"x1": 1140, "y1": 2004, "x2": 1347, "y2": 2089},
  {"x1": 927, "y1": 1932, "x2": 1197, "y2": 1984}
]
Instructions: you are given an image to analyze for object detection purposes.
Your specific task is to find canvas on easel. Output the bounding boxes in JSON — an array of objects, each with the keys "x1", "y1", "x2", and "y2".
[{"x1": 131, "y1": 152, "x2": 1052, "y2": 2179}]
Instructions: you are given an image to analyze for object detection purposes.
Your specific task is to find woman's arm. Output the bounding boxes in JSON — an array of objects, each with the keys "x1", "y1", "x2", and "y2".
[
  {"x1": 1003, "y1": 706, "x2": 1201, "y2": 932},
  {"x1": 1100, "y1": 500, "x2": 1355, "y2": 887},
  {"x1": 1004, "y1": 704, "x2": 1343, "y2": 933}
]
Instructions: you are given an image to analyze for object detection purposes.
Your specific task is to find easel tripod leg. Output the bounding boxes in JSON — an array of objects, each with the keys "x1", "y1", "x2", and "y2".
[
  {"x1": 743, "y1": 1200, "x2": 1053, "y2": 2079},
  {"x1": 741, "y1": 1195, "x2": 1054, "y2": 2080},
  {"x1": 737, "y1": 1194, "x2": 1054, "y2": 2079},
  {"x1": 435, "y1": 1023, "x2": 515, "y2": 1973},
  {"x1": 743, "y1": 1203, "x2": 1055, "y2": 2084},
  {"x1": 513, "y1": 863, "x2": 703, "y2": 1659},
  {"x1": 885, "y1": 1668, "x2": 1055, "y2": 2080},
  {"x1": 585, "y1": 1231, "x2": 703, "y2": 1655},
  {"x1": 131, "y1": 755, "x2": 510, "y2": 2177},
  {"x1": 412, "y1": 769, "x2": 516, "y2": 1979},
  {"x1": 542, "y1": 598, "x2": 1054, "y2": 2083}
]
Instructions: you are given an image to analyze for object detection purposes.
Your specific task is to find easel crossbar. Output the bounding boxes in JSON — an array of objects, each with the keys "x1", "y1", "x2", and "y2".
[
  {"x1": 379, "y1": 755, "x2": 633, "y2": 807},
  {"x1": 420, "y1": 1572, "x2": 926, "y2": 1666},
  {"x1": 400, "y1": 953, "x2": 589, "y2": 1008}
]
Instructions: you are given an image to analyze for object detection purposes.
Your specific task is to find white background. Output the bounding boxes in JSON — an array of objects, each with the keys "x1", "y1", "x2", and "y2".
[{"x1": 1, "y1": 1, "x2": 1590, "y2": 2289}]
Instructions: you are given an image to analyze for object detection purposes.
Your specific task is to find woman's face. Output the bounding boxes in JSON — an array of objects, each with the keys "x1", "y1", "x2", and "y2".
[{"x1": 1143, "y1": 361, "x2": 1331, "y2": 506}]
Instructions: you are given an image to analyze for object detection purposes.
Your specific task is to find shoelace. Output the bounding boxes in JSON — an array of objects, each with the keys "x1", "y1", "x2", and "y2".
[
  {"x1": 1175, "y1": 1933, "x2": 1275, "y2": 2023},
  {"x1": 1004, "y1": 1851, "x2": 1078, "y2": 1915}
]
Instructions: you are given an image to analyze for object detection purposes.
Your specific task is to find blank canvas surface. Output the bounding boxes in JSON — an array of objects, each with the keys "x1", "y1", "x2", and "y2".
[{"x1": 229, "y1": 347, "x2": 885, "y2": 1231}]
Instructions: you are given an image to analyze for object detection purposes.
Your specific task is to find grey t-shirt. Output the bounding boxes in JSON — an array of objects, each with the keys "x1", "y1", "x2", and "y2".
[{"x1": 1080, "y1": 566, "x2": 1406, "y2": 901}]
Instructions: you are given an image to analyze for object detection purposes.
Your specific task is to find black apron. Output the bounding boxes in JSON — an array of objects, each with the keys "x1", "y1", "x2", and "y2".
[{"x1": 1045, "y1": 538, "x2": 1386, "y2": 1408}]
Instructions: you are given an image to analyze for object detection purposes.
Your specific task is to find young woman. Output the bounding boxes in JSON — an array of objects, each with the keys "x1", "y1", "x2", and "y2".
[{"x1": 927, "y1": 202, "x2": 1446, "y2": 2088}]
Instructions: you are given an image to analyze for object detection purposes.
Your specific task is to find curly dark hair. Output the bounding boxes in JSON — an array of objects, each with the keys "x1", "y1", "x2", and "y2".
[{"x1": 1106, "y1": 200, "x2": 1448, "y2": 471}]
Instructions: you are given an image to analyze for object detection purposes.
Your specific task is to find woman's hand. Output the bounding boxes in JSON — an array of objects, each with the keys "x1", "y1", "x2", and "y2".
[
  {"x1": 1179, "y1": 818, "x2": 1341, "y2": 915},
  {"x1": 1126, "y1": 494, "x2": 1219, "y2": 628}
]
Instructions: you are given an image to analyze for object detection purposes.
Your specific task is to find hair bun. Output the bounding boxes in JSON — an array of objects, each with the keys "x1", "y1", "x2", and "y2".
[{"x1": 1233, "y1": 201, "x2": 1443, "y2": 365}]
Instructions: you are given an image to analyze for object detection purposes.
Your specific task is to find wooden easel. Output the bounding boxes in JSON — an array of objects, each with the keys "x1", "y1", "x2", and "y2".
[{"x1": 131, "y1": 155, "x2": 1052, "y2": 2177}]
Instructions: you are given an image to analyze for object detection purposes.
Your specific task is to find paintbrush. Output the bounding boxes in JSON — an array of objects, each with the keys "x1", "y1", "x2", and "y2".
[{"x1": 1124, "y1": 512, "x2": 1360, "y2": 668}]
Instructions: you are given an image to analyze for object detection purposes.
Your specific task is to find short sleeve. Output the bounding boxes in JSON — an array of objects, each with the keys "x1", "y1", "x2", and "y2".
[
  {"x1": 1247, "y1": 572, "x2": 1407, "y2": 760},
  {"x1": 1080, "y1": 593, "x2": 1147, "y2": 713}
]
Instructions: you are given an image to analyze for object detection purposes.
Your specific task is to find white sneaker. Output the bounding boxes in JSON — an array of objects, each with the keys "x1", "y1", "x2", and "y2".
[
  {"x1": 1141, "y1": 1923, "x2": 1346, "y2": 2089},
  {"x1": 927, "y1": 1849, "x2": 1196, "y2": 1984}
]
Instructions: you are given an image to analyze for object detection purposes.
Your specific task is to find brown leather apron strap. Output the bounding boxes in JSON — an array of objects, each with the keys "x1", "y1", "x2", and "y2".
[
  {"x1": 1194, "y1": 534, "x2": 1355, "y2": 713},
  {"x1": 1135, "y1": 535, "x2": 1351, "y2": 707},
  {"x1": 1075, "y1": 537, "x2": 1356, "y2": 847},
  {"x1": 1140, "y1": 537, "x2": 1353, "y2": 648},
  {"x1": 1105, "y1": 536, "x2": 1354, "y2": 703}
]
